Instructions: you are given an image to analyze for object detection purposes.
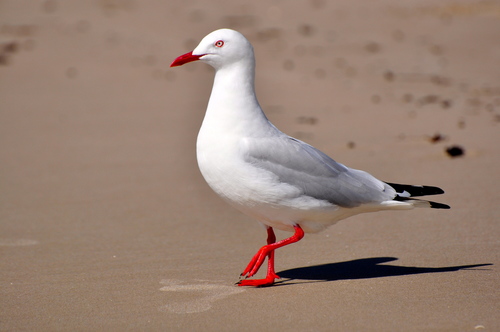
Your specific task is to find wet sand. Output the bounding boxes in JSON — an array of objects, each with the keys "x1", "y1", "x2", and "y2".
[{"x1": 1, "y1": 1, "x2": 499, "y2": 330}]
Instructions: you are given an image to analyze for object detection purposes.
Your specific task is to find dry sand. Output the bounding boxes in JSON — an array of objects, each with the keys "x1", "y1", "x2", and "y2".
[{"x1": 1, "y1": 0, "x2": 499, "y2": 330}]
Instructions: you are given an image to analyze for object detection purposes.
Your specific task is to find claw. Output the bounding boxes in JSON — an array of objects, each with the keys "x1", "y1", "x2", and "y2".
[
  {"x1": 241, "y1": 246, "x2": 270, "y2": 277},
  {"x1": 237, "y1": 275, "x2": 277, "y2": 287},
  {"x1": 237, "y1": 225, "x2": 304, "y2": 287}
]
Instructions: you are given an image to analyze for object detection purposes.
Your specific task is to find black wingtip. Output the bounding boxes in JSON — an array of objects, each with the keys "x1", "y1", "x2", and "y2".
[
  {"x1": 430, "y1": 201, "x2": 451, "y2": 209},
  {"x1": 385, "y1": 182, "x2": 445, "y2": 197},
  {"x1": 394, "y1": 196, "x2": 450, "y2": 209}
]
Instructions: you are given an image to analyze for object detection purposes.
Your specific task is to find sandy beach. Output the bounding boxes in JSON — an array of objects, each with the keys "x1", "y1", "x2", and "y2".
[{"x1": 1, "y1": 1, "x2": 499, "y2": 330}]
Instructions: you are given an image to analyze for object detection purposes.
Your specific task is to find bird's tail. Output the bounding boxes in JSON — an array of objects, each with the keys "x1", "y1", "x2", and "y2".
[{"x1": 385, "y1": 182, "x2": 450, "y2": 209}]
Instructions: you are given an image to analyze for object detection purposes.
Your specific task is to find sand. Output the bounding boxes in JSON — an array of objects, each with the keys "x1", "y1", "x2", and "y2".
[{"x1": 1, "y1": 0, "x2": 499, "y2": 330}]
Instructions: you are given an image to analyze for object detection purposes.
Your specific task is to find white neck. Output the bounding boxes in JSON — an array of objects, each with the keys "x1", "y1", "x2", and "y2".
[{"x1": 200, "y1": 61, "x2": 275, "y2": 138}]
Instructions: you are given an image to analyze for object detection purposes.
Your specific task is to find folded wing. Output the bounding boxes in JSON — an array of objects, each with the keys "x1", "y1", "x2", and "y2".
[{"x1": 243, "y1": 136, "x2": 396, "y2": 208}]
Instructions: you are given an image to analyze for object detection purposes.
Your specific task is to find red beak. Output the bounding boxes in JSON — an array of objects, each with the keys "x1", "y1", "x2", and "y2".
[{"x1": 170, "y1": 51, "x2": 203, "y2": 67}]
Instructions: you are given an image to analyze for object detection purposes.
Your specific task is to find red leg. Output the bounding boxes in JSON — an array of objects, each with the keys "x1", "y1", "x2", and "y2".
[
  {"x1": 265, "y1": 227, "x2": 280, "y2": 281},
  {"x1": 237, "y1": 225, "x2": 304, "y2": 287}
]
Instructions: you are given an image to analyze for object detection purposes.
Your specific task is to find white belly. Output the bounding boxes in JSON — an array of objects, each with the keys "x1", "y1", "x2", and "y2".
[{"x1": 196, "y1": 133, "x2": 348, "y2": 233}]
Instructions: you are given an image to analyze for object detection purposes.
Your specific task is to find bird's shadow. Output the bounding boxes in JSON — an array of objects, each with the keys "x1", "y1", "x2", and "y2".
[{"x1": 276, "y1": 257, "x2": 492, "y2": 285}]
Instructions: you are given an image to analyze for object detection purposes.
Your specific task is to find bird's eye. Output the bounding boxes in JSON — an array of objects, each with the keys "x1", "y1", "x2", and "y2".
[{"x1": 214, "y1": 40, "x2": 224, "y2": 47}]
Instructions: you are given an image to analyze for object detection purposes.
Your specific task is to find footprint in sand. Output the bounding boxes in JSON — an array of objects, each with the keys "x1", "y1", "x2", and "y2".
[{"x1": 159, "y1": 279, "x2": 245, "y2": 314}]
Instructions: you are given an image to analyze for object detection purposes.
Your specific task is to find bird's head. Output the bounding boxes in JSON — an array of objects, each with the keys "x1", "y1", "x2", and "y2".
[{"x1": 170, "y1": 29, "x2": 254, "y2": 70}]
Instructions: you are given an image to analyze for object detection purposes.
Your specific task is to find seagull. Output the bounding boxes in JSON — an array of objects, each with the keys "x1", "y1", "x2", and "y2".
[{"x1": 170, "y1": 28, "x2": 450, "y2": 287}]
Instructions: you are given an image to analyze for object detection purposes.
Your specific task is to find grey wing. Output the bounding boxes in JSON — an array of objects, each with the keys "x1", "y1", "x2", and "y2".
[{"x1": 243, "y1": 136, "x2": 396, "y2": 207}]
